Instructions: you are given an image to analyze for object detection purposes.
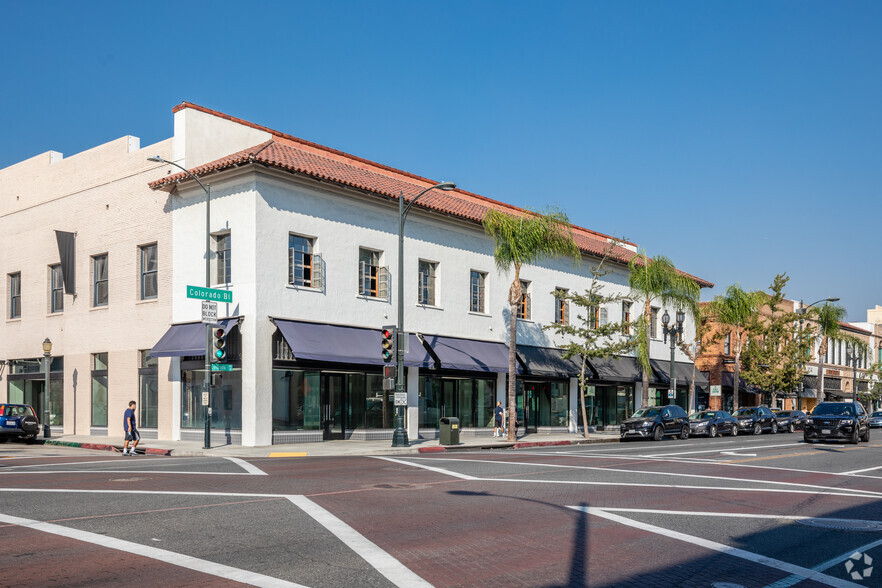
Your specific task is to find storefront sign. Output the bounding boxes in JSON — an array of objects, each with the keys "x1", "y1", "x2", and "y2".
[
  {"x1": 710, "y1": 385, "x2": 721, "y2": 397},
  {"x1": 584, "y1": 385, "x2": 595, "y2": 397}
]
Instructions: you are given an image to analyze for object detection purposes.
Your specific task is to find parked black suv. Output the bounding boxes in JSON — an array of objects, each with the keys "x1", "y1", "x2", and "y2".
[
  {"x1": 733, "y1": 406, "x2": 779, "y2": 435},
  {"x1": 804, "y1": 402, "x2": 870, "y2": 444},
  {"x1": 620, "y1": 405, "x2": 689, "y2": 441},
  {"x1": 773, "y1": 409, "x2": 808, "y2": 433}
]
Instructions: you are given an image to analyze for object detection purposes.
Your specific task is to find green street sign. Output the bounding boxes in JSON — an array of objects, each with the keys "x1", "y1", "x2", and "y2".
[
  {"x1": 211, "y1": 363, "x2": 233, "y2": 372},
  {"x1": 187, "y1": 285, "x2": 232, "y2": 303}
]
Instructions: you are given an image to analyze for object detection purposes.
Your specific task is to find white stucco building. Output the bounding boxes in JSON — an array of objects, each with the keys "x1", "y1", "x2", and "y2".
[{"x1": 1, "y1": 102, "x2": 711, "y2": 446}]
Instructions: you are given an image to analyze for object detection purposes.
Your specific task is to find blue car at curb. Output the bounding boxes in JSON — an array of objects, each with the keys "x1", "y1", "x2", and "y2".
[{"x1": 0, "y1": 404, "x2": 40, "y2": 443}]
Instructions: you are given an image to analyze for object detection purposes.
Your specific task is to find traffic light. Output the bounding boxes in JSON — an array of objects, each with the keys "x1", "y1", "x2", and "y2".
[
  {"x1": 212, "y1": 327, "x2": 226, "y2": 363},
  {"x1": 381, "y1": 325, "x2": 396, "y2": 363}
]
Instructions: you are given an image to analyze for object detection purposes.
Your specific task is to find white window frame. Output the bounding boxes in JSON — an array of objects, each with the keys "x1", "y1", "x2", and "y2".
[
  {"x1": 92, "y1": 254, "x2": 108, "y2": 307},
  {"x1": 417, "y1": 260, "x2": 438, "y2": 306},
  {"x1": 469, "y1": 270, "x2": 487, "y2": 314},
  {"x1": 49, "y1": 264, "x2": 63, "y2": 313}
]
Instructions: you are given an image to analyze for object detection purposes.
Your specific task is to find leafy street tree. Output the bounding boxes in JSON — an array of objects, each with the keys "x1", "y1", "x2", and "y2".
[
  {"x1": 705, "y1": 284, "x2": 765, "y2": 411},
  {"x1": 628, "y1": 252, "x2": 700, "y2": 408},
  {"x1": 544, "y1": 241, "x2": 635, "y2": 438},
  {"x1": 740, "y1": 274, "x2": 812, "y2": 408},
  {"x1": 859, "y1": 360, "x2": 882, "y2": 408},
  {"x1": 812, "y1": 302, "x2": 847, "y2": 403},
  {"x1": 483, "y1": 206, "x2": 580, "y2": 441}
]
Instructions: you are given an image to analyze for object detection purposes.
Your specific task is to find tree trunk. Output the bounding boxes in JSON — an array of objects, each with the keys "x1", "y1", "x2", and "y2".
[
  {"x1": 579, "y1": 355, "x2": 589, "y2": 439},
  {"x1": 641, "y1": 301, "x2": 652, "y2": 407},
  {"x1": 817, "y1": 337, "x2": 827, "y2": 404},
  {"x1": 507, "y1": 276, "x2": 521, "y2": 442},
  {"x1": 733, "y1": 348, "x2": 741, "y2": 412}
]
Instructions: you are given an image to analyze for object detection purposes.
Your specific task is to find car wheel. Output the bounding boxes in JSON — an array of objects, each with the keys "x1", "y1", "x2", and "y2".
[
  {"x1": 788, "y1": 422, "x2": 795, "y2": 434},
  {"x1": 850, "y1": 428, "x2": 860, "y2": 445},
  {"x1": 708, "y1": 425, "x2": 717, "y2": 438},
  {"x1": 24, "y1": 434, "x2": 37, "y2": 444},
  {"x1": 771, "y1": 422, "x2": 778, "y2": 434},
  {"x1": 753, "y1": 423, "x2": 762, "y2": 435},
  {"x1": 803, "y1": 434, "x2": 813, "y2": 444},
  {"x1": 731, "y1": 425, "x2": 738, "y2": 437},
  {"x1": 0, "y1": 436, "x2": 7, "y2": 444},
  {"x1": 680, "y1": 425, "x2": 689, "y2": 440},
  {"x1": 653, "y1": 426, "x2": 664, "y2": 441},
  {"x1": 861, "y1": 428, "x2": 870, "y2": 443}
]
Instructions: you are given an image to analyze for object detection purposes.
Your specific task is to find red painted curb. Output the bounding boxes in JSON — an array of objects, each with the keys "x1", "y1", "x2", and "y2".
[
  {"x1": 418, "y1": 447, "x2": 446, "y2": 453},
  {"x1": 144, "y1": 447, "x2": 172, "y2": 456}
]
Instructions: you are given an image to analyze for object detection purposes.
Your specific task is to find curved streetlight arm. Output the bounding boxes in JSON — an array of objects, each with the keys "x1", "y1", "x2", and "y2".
[
  {"x1": 401, "y1": 182, "x2": 455, "y2": 223},
  {"x1": 796, "y1": 297, "x2": 840, "y2": 316},
  {"x1": 148, "y1": 156, "x2": 209, "y2": 194}
]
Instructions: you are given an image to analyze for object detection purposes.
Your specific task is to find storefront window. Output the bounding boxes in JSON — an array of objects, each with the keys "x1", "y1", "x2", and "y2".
[
  {"x1": 139, "y1": 350, "x2": 158, "y2": 428},
  {"x1": 272, "y1": 369, "x2": 320, "y2": 430},
  {"x1": 419, "y1": 376, "x2": 441, "y2": 427},
  {"x1": 419, "y1": 376, "x2": 495, "y2": 428},
  {"x1": 7, "y1": 358, "x2": 63, "y2": 426},
  {"x1": 182, "y1": 368, "x2": 242, "y2": 430},
  {"x1": 593, "y1": 385, "x2": 635, "y2": 427}
]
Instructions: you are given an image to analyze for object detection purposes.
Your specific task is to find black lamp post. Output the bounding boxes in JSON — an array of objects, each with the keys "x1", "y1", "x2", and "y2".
[
  {"x1": 796, "y1": 297, "x2": 839, "y2": 411},
  {"x1": 42, "y1": 338, "x2": 52, "y2": 438},
  {"x1": 846, "y1": 343, "x2": 860, "y2": 404},
  {"x1": 662, "y1": 310, "x2": 685, "y2": 408},
  {"x1": 148, "y1": 156, "x2": 212, "y2": 449}
]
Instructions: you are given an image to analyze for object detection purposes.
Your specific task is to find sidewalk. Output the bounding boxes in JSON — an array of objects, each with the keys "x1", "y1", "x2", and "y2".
[{"x1": 42, "y1": 430, "x2": 621, "y2": 458}]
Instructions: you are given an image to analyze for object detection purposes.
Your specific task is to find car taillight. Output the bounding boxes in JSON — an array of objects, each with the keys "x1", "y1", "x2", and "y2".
[{"x1": 0, "y1": 406, "x2": 4, "y2": 416}]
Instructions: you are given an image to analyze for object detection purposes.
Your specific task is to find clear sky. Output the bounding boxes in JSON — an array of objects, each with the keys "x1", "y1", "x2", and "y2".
[{"x1": 2, "y1": 1, "x2": 879, "y2": 321}]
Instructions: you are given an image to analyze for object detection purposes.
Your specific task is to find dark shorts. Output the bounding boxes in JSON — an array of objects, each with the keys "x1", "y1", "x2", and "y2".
[
  {"x1": 125, "y1": 430, "x2": 140, "y2": 442},
  {"x1": 495, "y1": 419, "x2": 503, "y2": 428}
]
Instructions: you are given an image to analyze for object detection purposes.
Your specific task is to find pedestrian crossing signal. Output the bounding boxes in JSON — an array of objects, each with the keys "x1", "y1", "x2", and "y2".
[
  {"x1": 212, "y1": 327, "x2": 226, "y2": 363},
  {"x1": 381, "y1": 326, "x2": 396, "y2": 363}
]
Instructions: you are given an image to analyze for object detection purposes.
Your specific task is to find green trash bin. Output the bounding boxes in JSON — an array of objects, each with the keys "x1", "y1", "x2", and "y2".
[{"x1": 439, "y1": 417, "x2": 460, "y2": 445}]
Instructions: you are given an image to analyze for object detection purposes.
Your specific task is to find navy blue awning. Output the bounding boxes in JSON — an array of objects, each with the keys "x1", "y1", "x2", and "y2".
[
  {"x1": 151, "y1": 318, "x2": 239, "y2": 358},
  {"x1": 650, "y1": 360, "x2": 709, "y2": 387},
  {"x1": 273, "y1": 319, "x2": 430, "y2": 367},
  {"x1": 419, "y1": 334, "x2": 512, "y2": 373},
  {"x1": 588, "y1": 356, "x2": 642, "y2": 382},
  {"x1": 516, "y1": 346, "x2": 580, "y2": 378}
]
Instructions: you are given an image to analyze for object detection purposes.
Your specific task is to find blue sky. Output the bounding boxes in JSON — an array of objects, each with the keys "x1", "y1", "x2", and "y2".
[{"x1": 2, "y1": 1, "x2": 879, "y2": 321}]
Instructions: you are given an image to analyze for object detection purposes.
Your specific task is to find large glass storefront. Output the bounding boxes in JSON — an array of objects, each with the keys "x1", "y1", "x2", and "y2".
[
  {"x1": 271, "y1": 368, "x2": 394, "y2": 436},
  {"x1": 517, "y1": 380, "x2": 569, "y2": 431},
  {"x1": 583, "y1": 384, "x2": 634, "y2": 428},
  {"x1": 7, "y1": 358, "x2": 63, "y2": 426},
  {"x1": 419, "y1": 375, "x2": 496, "y2": 428},
  {"x1": 181, "y1": 365, "x2": 243, "y2": 431}
]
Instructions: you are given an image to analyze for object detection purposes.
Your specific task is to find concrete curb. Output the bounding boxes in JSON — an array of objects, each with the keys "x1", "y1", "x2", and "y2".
[{"x1": 44, "y1": 439, "x2": 172, "y2": 456}]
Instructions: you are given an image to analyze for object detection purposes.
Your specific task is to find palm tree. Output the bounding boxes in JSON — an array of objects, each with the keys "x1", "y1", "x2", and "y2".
[
  {"x1": 813, "y1": 303, "x2": 846, "y2": 402},
  {"x1": 483, "y1": 206, "x2": 580, "y2": 441},
  {"x1": 706, "y1": 285, "x2": 765, "y2": 411},
  {"x1": 628, "y1": 251, "x2": 700, "y2": 408}
]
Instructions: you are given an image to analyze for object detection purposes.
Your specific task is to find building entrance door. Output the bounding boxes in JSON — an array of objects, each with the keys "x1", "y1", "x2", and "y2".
[
  {"x1": 440, "y1": 380, "x2": 457, "y2": 418},
  {"x1": 322, "y1": 374, "x2": 345, "y2": 440},
  {"x1": 522, "y1": 383, "x2": 540, "y2": 433}
]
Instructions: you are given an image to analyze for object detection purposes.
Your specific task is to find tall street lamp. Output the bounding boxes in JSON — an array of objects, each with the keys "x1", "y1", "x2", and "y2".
[
  {"x1": 846, "y1": 343, "x2": 861, "y2": 404},
  {"x1": 796, "y1": 297, "x2": 839, "y2": 411},
  {"x1": 394, "y1": 181, "x2": 456, "y2": 447},
  {"x1": 661, "y1": 309, "x2": 685, "y2": 409},
  {"x1": 148, "y1": 156, "x2": 213, "y2": 449},
  {"x1": 42, "y1": 338, "x2": 52, "y2": 438}
]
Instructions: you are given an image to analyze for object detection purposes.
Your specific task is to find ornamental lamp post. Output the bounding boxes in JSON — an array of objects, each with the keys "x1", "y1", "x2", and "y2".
[
  {"x1": 661, "y1": 310, "x2": 685, "y2": 409},
  {"x1": 42, "y1": 338, "x2": 52, "y2": 438},
  {"x1": 394, "y1": 181, "x2": 456, "y2": 447},
  {"x1": 795, "y1": 297, "x2": 839, "y2": 411},
  {"x1": 148, "y1": 156, "x2": 213, "y2": 449}
]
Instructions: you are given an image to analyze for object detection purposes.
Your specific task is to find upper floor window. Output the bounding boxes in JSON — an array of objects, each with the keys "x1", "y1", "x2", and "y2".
[
  {"x1": 588, "y1": 305, "x2": 609, "y2": 330},
  {"x1": 49, "y1": 264, "x2": 63, "y2": 313},
  {"x1": 359, "y1": 248, "x2": 388, "y2": 299},
  {"x1": 93, "y1": 254, "x2": 108, "y2": 307},
  {"x1": 418, "y1": 260, "x2": 437, "y2": 306},
  {"x1": 554, "y1": 288, "x2": 568, "y2": 325},
  {"x1": 470, "y1": 271, "x2": 486, "y2": 314},
  {"x1": 215, "y1": 233, "x2": 231, "y2": 285},
  {"x1": 140, "y1": 244, "x2": 158, "y2": 300},
  {"x1": 724, "y1": 333, "x2": 731, "y2": 355},
  {"x1": 9, "y1": 272, "x2": 21, "y2": 319},
  {"x1": 650, "y1": 307, "x2": 659, "y2": 339},
  {"x1": 622, "y1": 301, "x2": 632, "y2": 334},
  {"x1": 517, "y1": 280, "x2": 531, "y2": 320},
  {"x1": 288, "y1": 234, "x2": 322, "y2": 289}
]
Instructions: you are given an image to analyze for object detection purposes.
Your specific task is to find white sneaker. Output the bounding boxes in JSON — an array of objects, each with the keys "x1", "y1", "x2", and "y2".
[{"x1": 129, "y1": 449, "x2": 138, "y2": 455}]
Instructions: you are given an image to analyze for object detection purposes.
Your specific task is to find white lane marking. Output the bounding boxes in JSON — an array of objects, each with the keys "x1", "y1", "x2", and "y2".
[
  {"x1": 598, "y1": 507, "x2": 882, "y2": 526},
  {"x1": 406, "y1": 456, "x2": 882, "y2": 497},
  {"x1": 0, "y1": 456, "x2": 217, "y2": 469},
  {"x1": 573, "y1": 506, "x2": 862, "y2": 588},
  {"x1": 287, "y1": 495, "x2": 431, "y2": 587},
  {"x1": 721, "y1": 451, "x2": 757, "y2": 457},
  {"x1": 842, "y1": 464, "x2": 882, "y2": 475},
  {"x1": 0, "y1": 488, "x2": 284, "y2": 498},
  {"x1": 766, "y1": 536, "x2": 882, "y2": 587},
  {"x1": 371, "y1": 456, "x2": 478, "y2": 480},
  {"x1": 0, "y1": 470, "x2": 260, "y2": 476},
  {"x1": 0, "y1": 511, "x2": 307, "y2": 588},
  {"x1": 225, "y1": 457, "x2": 267, "y2": 476},
  {"x1": 645, "y1": 442, "x2": 802, "y2": 458}
]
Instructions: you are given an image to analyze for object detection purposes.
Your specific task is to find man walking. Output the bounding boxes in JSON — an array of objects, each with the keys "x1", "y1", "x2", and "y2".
[
  {"x1": 494, "y1": 401, "x2": 505, "y2": 438},
  {"x1": 123, "y1": 400, "x2": 140, "y2": 456}
]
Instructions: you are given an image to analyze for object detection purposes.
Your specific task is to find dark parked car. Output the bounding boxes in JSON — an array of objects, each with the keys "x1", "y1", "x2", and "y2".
[
  {"x1": 773, "y1": 410, "x2": 808, "y2": 433},
  {"x1": 688, "y1": 410, "x2": 739, "y2": 438},
  {"x1": 620, "y1": 405, "x2": 689, "y2": 441},
  {"x1": 0, "y1": 404, "x2": 40, "y2": 443},
  {"x1": 870, "y1": 411, "x2": 882, "y2": 429},
  {"x1": 733, "y1": 406, "x2": 779, "y2": 435},
  {"x1": 804, "y1": 402, "x2": 870, "y2": 444}
]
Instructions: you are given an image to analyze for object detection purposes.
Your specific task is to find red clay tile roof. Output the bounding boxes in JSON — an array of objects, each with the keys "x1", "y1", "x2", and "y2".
[{"x1": 150, "y1": 102, "x2": 712, "y2": 287}]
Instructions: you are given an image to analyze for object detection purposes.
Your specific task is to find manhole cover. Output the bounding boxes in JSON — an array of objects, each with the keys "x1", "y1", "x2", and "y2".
[{"x1": 798, "y1": 518, "x2": 882, "y2": 532}]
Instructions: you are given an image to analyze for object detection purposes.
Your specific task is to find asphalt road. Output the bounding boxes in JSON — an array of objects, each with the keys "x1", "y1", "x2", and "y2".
[{"x1": 2, "y1": 431, "x2": 882, "y2": 587}]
